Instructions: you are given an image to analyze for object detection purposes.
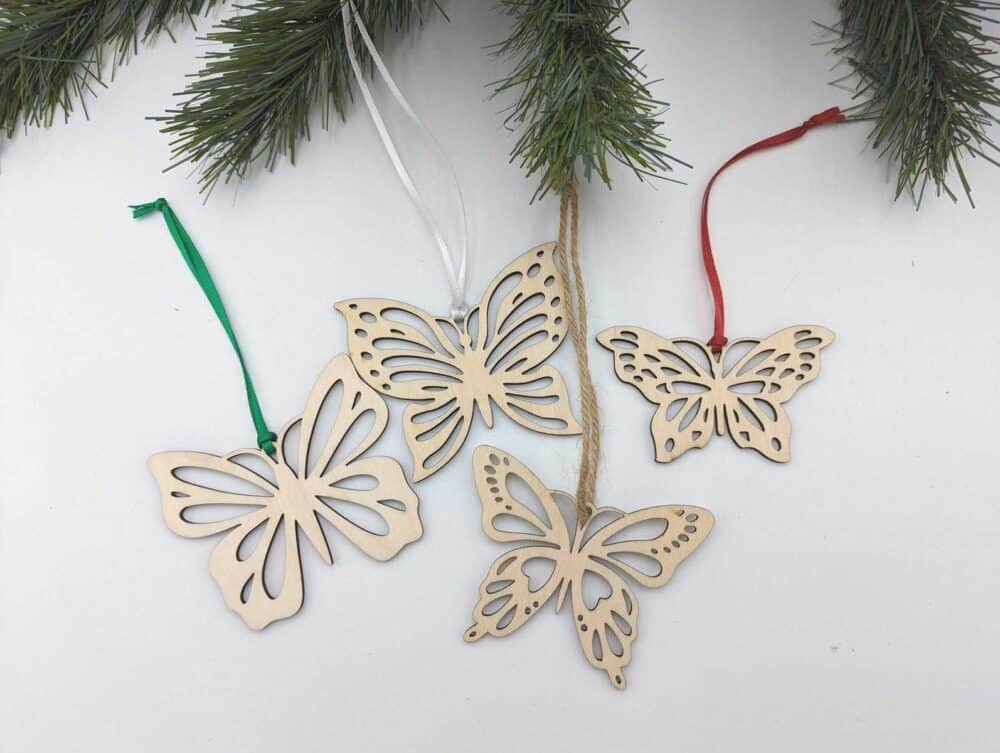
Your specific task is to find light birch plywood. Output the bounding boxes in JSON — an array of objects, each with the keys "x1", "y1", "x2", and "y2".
[
  {"x1": 336, "y1": 243, "x2": 582, "y2": 482},
  {"x1": 463, "y1": 446, "x2": 714, "y2": 690},
  {"x1": 148, "y1": 354, "x2": 422, "y2": 630},
  {"x1": 597, "y1": 325, "x2": 834, "y2": 463}
]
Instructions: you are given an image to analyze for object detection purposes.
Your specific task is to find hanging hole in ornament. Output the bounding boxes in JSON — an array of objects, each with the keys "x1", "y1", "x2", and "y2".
[{"x1": 318, "y1": 497, "x2": 390, "y2": 536}]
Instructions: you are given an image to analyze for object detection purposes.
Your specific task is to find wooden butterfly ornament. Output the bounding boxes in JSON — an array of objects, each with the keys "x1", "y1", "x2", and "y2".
[
  {"x1": 336, "y1": 244, "x2": 582, "y2": 481},
  {"x1": 596, "y1": 325, "x2": 834, "y2": 463},
  {"x1": 148, "y1": 354, "x2": 422, "y2": 630},
  {"x1": 464, "y1": 446, "x2": 714, "y2": 689}
]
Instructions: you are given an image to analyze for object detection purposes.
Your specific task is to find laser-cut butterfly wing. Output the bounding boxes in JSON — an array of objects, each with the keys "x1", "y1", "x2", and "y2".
[
  {"x1": 338, "y1": 245, "x2": 580, "y2": 481},
  {"x1": 149, "y1": 449, "x2": 306, "y2": 630},
  {"x1": 568, "y1": 505, "x2": 714, "y2": 688},
  {"x1": 464, "y1": 446, "x2": 571, "y2": 641},
  {"x1": 464, "y1": 446, "x2": 714, "y2": 689},
  {"x1": 148, "y1": 354, "x2": 421, "y2": 630},
  {"x1": 718, "y1": 326, "x2": 834, "y2": 461},
  {"x1": 596, "y1": 326, "x2": 717, "y2": 462}
]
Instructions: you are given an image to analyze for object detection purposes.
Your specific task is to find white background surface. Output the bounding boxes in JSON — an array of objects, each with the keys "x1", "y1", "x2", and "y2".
[{"x1": 2, "y1": 2, "x2": 999, "y2": 751}]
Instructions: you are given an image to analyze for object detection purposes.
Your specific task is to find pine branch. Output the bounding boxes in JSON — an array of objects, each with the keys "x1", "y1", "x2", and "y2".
[
  {"x1": 491, "y1": 0, "x2": 685, "y2": 201},
  {"x1": 0, "y1": 1, "x2": 222, "y2": 139},
  {"x1": 833, "y1": 0, "x2": 1000, "y2": 206},
  {"x1": 157, "y1": 0, "x2": 438, "y2": 195}
]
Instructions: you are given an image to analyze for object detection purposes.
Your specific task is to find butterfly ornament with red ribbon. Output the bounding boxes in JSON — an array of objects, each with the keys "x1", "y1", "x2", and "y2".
[{"x1": 598, "y1": 108, "x2": 845, "y2": 463}]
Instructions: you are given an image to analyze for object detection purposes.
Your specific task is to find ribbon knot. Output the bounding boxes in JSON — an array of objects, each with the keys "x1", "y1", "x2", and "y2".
[
  {"x1": 803, "y1": 107, "x2": 846, "y2": 130},
  {"x1": 707, "y1": 335, "x2": 728, "y2": 353},
  {"x1": 256, "y1": 431, "x2": 278, "y2": 455}
]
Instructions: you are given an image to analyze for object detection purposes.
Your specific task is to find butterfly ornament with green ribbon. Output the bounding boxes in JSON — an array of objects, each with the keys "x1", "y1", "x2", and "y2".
[{"x1": 133, "y1": 199, "x2": 422, "y2": 630}]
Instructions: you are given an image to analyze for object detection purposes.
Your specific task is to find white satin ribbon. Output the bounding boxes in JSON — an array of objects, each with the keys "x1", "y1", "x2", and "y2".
[{"x1": 341, "y1": 0, "x2": 469, "y2": 317}]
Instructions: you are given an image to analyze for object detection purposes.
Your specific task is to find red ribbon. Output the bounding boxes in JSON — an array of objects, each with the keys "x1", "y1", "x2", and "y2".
[{"x1": 700, "y1": 106, "x2": 846, "y2": 353}]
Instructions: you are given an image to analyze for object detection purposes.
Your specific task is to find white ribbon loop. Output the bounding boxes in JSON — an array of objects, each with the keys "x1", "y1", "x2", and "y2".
[{"x1": 341, "y1": 0, "x2": 469, "y2": 315}]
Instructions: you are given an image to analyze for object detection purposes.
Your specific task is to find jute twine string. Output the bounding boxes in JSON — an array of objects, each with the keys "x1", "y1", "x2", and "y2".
[{"x1": 556, "y1": 179, "x2": 600, "y2": 524}]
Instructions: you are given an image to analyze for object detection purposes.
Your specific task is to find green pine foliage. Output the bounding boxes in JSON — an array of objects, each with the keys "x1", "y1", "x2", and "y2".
[
  {"x1": 157, "y1": 0, "x2": 438, "y2": 195},
  {"x1": 0, "y1": 1, "x2": 221, "y2": 139},
  {"x1": 491, "y1": 0, "x2": 686, "y2": 200},
  {"x1": 834, "y1": 0, "x2": 1000, "y2": 205}
]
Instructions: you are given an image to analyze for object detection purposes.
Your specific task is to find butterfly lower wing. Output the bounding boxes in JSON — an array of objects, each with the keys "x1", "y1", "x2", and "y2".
[
  {"x1": 147, "y1": 451, "x2": 305, "y2": 629},
  {"x1": 567, "y1": 557, "x2": 639, "y2": 690},
  {"x1": 494, "y1": 363, "x2": 581, "y2": 436},
  {"x1": 464, "y1": 545, "x2": 565, "y2": 642},
  {"x1": 310, "y1": 456, "x2": 422, "y2": 561},
  {"x1": 569, "y1": 505, "x2": 715, "y2": 688},
  {"x1": 403, "y1": 390, "x2": 474, "y2": 481},
  {"x1": 597, "y1": 326, "x2": 719, "y2": 462},
  {"x1": 721, "y1": 326, "x2": 834, "y2": 461}
]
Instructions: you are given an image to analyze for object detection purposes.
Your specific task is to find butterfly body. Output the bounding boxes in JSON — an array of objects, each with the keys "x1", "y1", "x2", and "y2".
[
  {"x1": 337, "y1": 244, "x2": 581, "y2": 480},
  {"x1": 597, "y1": 325, "x2": 834, "y2": 463},
  {"x1": 148, "y1": 355, "x2": 422, "y2": 630},
  {"x1": 464, "y1": 446, "x2": 713, "y2": 689}
]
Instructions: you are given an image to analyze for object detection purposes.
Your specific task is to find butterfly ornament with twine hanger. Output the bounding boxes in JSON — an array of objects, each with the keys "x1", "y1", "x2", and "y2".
[
  {"x1": 335, "y1": 1, "x2": 581, "y2": 481},
  {"x1": 598, "y1": 108, "x2": 845, "y2": 464},
  {"x1": 463, "y1": 446, "x2": 714, "y2": 689},
  {"x1": 132, "y1": 199, "x2": 421, "y2": 630}
]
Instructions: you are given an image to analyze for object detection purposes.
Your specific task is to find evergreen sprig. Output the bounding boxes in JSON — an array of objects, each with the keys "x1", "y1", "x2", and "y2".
[
  {"x1": 0, "y1": 1, "x2": 221, "y2": 139},
  {"x1": 491, "y1": 0, "x2": 685, "y2": 200},
  {"x1": 833, "y1": 0, "x2": 1000, "y2": 206},
  {"x1": 157, "y1": 0, "x2": 437, "y2": 195}
]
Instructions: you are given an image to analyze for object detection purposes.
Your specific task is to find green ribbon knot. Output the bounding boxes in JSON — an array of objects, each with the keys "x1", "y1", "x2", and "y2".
[{"x1": 130, "y1": 198, "x2": 277, "y2": 455}]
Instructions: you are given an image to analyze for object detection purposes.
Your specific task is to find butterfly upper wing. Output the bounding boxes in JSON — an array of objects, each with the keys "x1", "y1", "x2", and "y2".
[
  {"x1": 284, "y1": 354, "x2": 422, "y2": 561},
  {"x1": 568, "y1": 505, "x2": 715, "y2": 688},
  {"x1": 465, "y1": 446, "x2": 571, "y2": 642},
  {"x1": 720, "y1": 326, "x2": 834, "y2": 462},
  {"x1": 597, "y1": 326, "x2": 718, "y2": 462},
  {"x1": 147, "y1": 450, "x2": 304, "y2": 630},
  {"x1": 473, "y1": 244, "x2": 581, "y2": 437},
  {"x1": 336, "y1": 298, "x2": 474, "y2": 480}
]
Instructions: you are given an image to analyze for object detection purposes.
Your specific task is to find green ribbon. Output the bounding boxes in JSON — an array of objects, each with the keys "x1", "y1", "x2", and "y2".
[{"x1": 130, "y1": 198, "x2": 278, "y2": 455}]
